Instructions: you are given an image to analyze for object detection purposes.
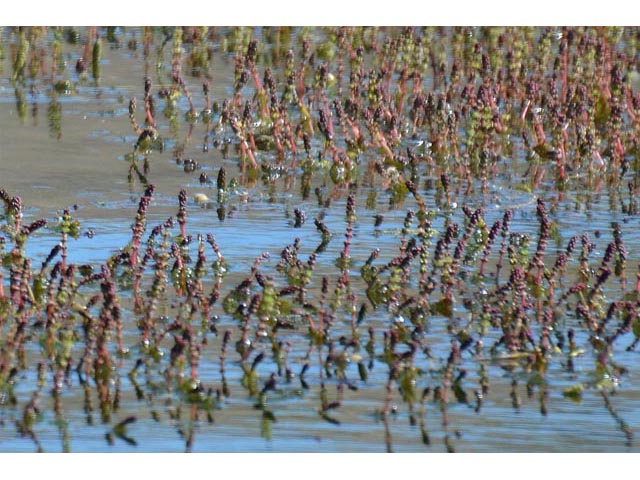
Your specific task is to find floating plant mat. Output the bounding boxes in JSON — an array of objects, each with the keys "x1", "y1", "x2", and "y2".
[{"x1": 1, "y1": 26, "x2": 640, "y2": 453}]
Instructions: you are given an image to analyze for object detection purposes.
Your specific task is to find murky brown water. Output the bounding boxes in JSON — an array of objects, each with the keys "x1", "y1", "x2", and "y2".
[{"x1": 1, "y1": 26, "x2": 640, "y2": 452}]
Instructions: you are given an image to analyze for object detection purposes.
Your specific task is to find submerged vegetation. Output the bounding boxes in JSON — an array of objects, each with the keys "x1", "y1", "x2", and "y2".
[{"x1": 1, "y1": 26, "x2": 640, "y2": 452}]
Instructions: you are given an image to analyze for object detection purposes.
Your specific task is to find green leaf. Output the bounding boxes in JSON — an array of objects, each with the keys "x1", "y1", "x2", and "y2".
[{"x1": 563, "y1": 384, "x2": 584, "y2": 403}]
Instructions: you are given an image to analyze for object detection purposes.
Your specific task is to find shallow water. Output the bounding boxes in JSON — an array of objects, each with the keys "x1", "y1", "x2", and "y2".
[{"x1": 1, "y1": 26, "x2": 640, "y2": 452}]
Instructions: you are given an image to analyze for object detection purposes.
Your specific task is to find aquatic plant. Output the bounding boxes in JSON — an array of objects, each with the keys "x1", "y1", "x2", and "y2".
[{"x1": 2, "y1": 26, "x2": 640, "y2": 453}]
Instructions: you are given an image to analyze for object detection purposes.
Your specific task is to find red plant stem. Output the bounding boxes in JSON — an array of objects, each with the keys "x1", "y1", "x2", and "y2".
[
  {"x1": 180, "y1": 79, "x2": 196, "y2": 118},
  {"x1": 533, "y1": 112, "x2": 546, "y2": 145},
  {"x1": 82, "y1": 26, "x2": 96, "y2": 64},
  {"x1": 520, "y1": 99, "x2": 530, "y2": 123},
  {"x1": 561, "y1": 38, "x2": 568, "y2": 104},
  {"x1": 144, "y1": 95, "x2": 156, "y2": 128},
  {"x1": 373, "y1": 128, "x2": 394, "y2": 161},
  {"x1": 240, "y1": 137, "x2": 258, "y2": 168},
  {"x1": 412, "y1": 71, "x2": 422, "y2": 95},
  {"x1": 625, "y1": 89, "x2": 637, "y2": 122},
  {"x1": 283, "y1": 117, "x2": 298, "y2": 166},
  {"x1": 557, "y1": 150, "x2": 566, "y2": 181}
]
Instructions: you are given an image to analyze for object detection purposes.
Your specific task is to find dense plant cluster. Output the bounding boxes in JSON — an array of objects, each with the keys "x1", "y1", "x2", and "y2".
[{"x1": 1, "y1": 26, "x2": 640, "y2": 452}]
